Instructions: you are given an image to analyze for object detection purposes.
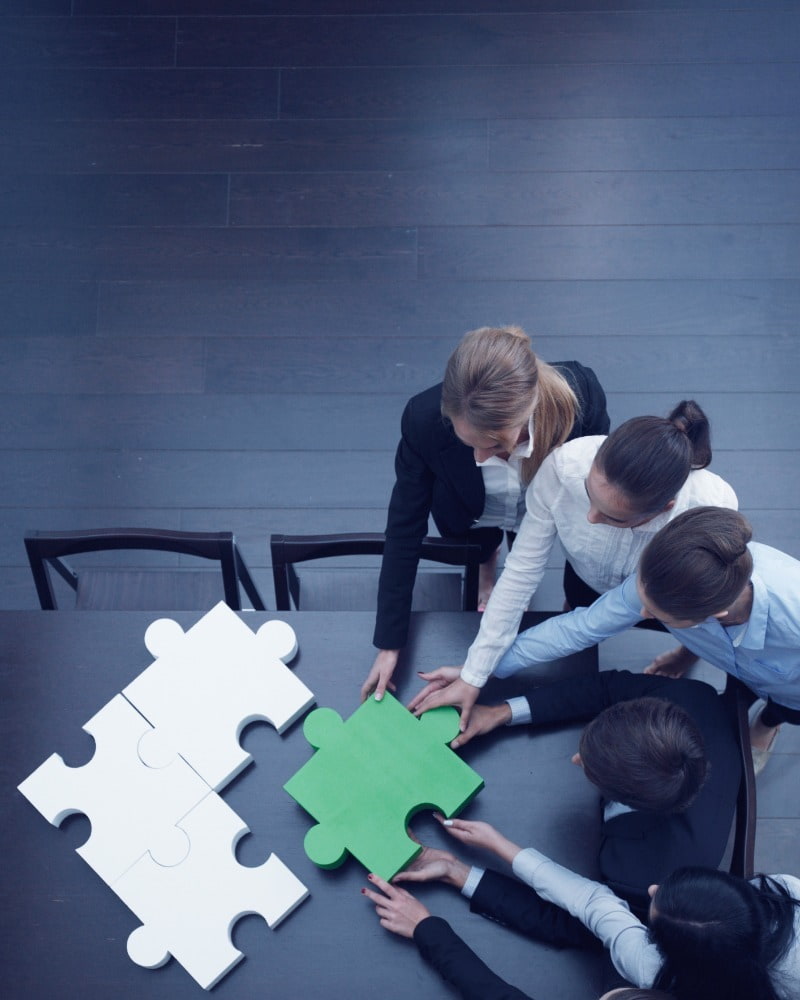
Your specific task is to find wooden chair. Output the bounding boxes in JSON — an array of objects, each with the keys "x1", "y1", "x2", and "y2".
[
  {"x1": 24, "y1": 528, "x2": 266, "y2": 611},
  {"x1": 722, "y1": 674, "x2": 757, "y2": 879},
  {"x1": 270, "y1": 532, "x2": 480, "y2": 612}
]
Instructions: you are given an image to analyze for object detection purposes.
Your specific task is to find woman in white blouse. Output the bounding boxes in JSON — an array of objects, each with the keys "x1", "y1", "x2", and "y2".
[{"x1": 410, "y1": 400, "x2": 737, "y2": 727}]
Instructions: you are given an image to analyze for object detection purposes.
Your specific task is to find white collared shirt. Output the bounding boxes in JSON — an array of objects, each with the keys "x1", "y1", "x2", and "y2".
[
  {"x1": 461, "y1": 435, "x2": 737, "y2": 687},
  {"x1": 472, "y1": 413, "x2": 535, "y2": 532}
]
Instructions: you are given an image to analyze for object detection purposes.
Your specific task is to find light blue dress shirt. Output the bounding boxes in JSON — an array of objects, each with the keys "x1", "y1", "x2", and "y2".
[{"x1": 496, "y1": 542, "x2": 800, "y2": 710}]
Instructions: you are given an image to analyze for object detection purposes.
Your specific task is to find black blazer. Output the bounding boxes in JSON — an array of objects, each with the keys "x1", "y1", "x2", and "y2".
[
  {"x1": 472, "y1": 670, "x2": 742, "y2": 926},
  {"x1": 414, "y1": 916, "x2": 533, "y2": 1000},
  {"x1": 373, "y1": 361, "x2": 609, "y2": 650}
]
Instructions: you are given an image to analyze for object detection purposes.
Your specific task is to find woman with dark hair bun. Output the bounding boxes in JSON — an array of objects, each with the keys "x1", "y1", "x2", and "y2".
[
  {"x1": 413, "y1": 506, "x2": 800, "y2": 773},
  {"x1": 409, "y1": 401, "x2": 736, "y2": 727}
]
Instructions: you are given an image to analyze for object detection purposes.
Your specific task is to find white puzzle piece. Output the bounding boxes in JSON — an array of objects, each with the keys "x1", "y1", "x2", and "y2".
[
  {"x1": 124, "y1": 602, "x2": 315, "y2": 790},
  {"x1": 17, "y1": 694, "x2": 211, "y2": 884},
  {"x1": 114, "y1": 791, "x2": 309, "y2": 990}
]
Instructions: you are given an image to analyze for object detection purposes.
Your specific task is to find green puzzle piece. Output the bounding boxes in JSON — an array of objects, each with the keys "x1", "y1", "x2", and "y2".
[{"x1": 283, "y1": 693, "x2": 484, "y2": 880}]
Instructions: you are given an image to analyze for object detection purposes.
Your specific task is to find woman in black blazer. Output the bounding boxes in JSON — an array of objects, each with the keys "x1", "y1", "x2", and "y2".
[{"x1": 362, "y1": 325, "x2": 609, "y2": 702}]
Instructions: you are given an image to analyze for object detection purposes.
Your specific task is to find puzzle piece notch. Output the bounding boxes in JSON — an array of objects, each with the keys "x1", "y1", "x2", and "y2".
[
  {"x1": 113, "y1": 791, "x2": 309, "y2": 990},
  {"x1": 17, "y1": 694, "x2": 211, "y2": 884},
  {"x1": 284, "y1": 694, "x2": 484, "y2": 880},
  {"x1": 124, "y1": 602, "x2": 315, "y2": 789}
]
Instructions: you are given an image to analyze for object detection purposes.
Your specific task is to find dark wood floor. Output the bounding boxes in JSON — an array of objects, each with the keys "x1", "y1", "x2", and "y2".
[{"x1": 2, "y1": 0, "x2": 798, "y2": 971}]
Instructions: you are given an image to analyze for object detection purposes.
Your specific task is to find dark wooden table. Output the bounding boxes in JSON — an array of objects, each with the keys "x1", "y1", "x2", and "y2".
[{"x1": 1, "y1": 610, "x2": 610, "y2": 1000}]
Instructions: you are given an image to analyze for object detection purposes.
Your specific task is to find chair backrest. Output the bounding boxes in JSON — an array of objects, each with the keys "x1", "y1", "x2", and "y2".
[
  {"x1": 721, "y1": 675, "x2": 756, "y2": 880},
  {"x1": 270, "y1": 532, "x2": 480, "y2": 612},
  {"x1": 24, "y1": 528, "x2": 265, "y2": 611}
]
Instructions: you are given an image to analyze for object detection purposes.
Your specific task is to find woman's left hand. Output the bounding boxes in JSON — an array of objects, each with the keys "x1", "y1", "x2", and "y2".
[{"x1": 362, "y1": 873, "x2": 431, "y2": 939}]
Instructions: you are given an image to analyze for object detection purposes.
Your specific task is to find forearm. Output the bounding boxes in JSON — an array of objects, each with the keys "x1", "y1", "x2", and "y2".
[
  {"x1": 510, "y1": 848, "x2": 658, "y2": 988},
  {"x1": 495, "y1": 578, "x2": 642, "y2": 678},
  {"x1": 469, "y1": 869, "x2": 598, "y2": 950},
  {"x1": 461, "y1": 512, "x2": 555, "y2": 687},
  {"x1": 414, "y1": 917, "x2": 533, "y2": 1000}
]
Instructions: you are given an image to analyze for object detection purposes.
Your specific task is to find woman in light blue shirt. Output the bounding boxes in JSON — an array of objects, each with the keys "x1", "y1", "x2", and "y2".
[{"x1": 413, "y1": 507, "x2": 800, "y2": 768}]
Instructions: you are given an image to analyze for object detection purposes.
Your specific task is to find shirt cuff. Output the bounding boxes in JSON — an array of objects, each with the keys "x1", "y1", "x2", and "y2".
[
  {"x1": 461, "y1": 663, "x2": 489, "y2": 687},
  {"x1": 505, "y1": 697, "x2": 532, "y2": 725},
  {"x1": 460, "y1": 866, "x2": 485, "y2": 899}
]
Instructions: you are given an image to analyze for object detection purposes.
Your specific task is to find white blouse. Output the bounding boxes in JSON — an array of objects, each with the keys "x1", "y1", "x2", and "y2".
[{"x1": 461, "y1": 435, "x2": 737, "y2": 687}]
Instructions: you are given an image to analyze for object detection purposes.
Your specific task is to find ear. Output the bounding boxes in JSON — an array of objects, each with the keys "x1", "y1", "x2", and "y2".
[{"x1": 662, "y1": 498, "x2": 676, "y2": 512}]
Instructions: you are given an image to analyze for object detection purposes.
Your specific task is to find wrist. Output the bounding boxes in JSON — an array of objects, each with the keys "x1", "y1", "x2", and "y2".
[
  {"x1": 443, "y1": 858, "x2": 471, "y2": 890},
  {"x1": 493, "y1": 703, "x2": 512, "y2": 727}
]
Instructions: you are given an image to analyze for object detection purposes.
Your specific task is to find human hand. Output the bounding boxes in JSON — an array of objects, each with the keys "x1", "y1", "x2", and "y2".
[
  {"x1": 643, "y1": 645, "x2": 698, "y2": 679},
  {"x1": 362, "y1": 873, "x2": 431, "y2": 939},
  {"x1": 393, "y1": 841, "x2": 470, "y2": 890},
  {"x1": 450, "y1": 703, "x2": 511, "y2": 749},
  {"x1": 435, "y1": 813, "x2": 521, "y2": 865},
  {"x1": 361, "y1": 648, "x2": 399, "y2": 702},
  {"x1": 409, "y1": 672, "x2": 481, "y2": 730},
  {"x1": 406, "y1": 666, "x2": 462, "y2": 711}
]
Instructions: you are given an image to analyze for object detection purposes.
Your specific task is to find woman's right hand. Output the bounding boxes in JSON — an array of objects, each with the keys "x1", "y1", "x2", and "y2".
[{"x1": 361, "y1": 648, "x2": 399, "y2": 702}]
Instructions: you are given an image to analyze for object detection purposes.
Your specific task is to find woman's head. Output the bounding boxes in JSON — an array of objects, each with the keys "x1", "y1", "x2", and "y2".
[
  {"x1": 649, "y1": 868, "x2": 796, "y2": 1000},
  {"x1": 441, "y1": 325, "x2": 578, "y2": 483},
  {"x1": 638, "y1": 507, "x2": 753, "y2": 624},
  {"x1": 578, "y1": 698, "x2": 707, "y2": 814},
  {"x1": 591, "y1": 401, "x2": 712, "y2": 523},
  {"x1": 441, "y1": 326, "x2": 539, "y2": 437}
]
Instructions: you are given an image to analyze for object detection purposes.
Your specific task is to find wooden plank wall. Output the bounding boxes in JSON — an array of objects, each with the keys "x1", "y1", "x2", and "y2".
[{"x1": 1, "y1": 2, "x2": 798, "y2": 614}]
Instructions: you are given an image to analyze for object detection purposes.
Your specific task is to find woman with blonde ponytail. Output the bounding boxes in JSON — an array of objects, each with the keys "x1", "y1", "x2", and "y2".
[{"x1": 362, "y1": 326, "x2": 608, "y2": 703}]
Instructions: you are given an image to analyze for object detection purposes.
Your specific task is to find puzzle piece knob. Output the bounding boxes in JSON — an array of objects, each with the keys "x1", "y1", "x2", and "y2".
[
  {"x1": 127, "y1": 924, "x2": 170, "y2": 971},
  {"x1": 415, "y1": 705, "x2": 462, "y2": 746},
  {"x1": 304, "y1": 823, "x2": 348, "y2": 869},
  {"x1": 143, "y1": 618, "x2": 186, "y2": 659},
  {"x1": 255, "y1": 619, "x2": 298, "y2": 663},
  {"x1": 302, "y1": 707, "x2": 344, "y2": 750}
]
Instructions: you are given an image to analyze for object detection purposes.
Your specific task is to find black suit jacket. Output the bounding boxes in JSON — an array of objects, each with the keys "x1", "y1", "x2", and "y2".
[
  {"x1": 472, "y1": 670, "x2": 742, "y2": 927},
  {"x1": 373, "y1": 361, "x2": 609, "y2": 649},
  {"x1": 414, "y1": 916, "x2": 533, "y2": 1000}
]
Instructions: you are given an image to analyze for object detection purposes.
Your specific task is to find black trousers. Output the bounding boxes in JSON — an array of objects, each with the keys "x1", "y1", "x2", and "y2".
[
  {"x1": 760, "y1": 699, "x2": 800, "y2": 728},
  {"x1": 459, "y1": 527, "x2": 517, "y2": 564}
]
